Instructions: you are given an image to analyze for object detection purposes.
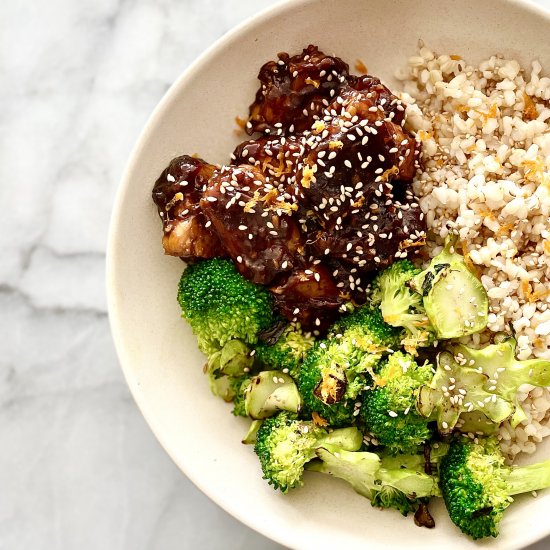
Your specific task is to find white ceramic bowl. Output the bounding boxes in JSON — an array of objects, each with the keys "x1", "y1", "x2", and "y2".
[{"x1": 107, "y1": 0, "x2": 550, "y2": 548}]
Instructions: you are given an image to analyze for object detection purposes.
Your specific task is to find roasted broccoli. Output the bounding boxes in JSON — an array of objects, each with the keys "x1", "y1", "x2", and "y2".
[
  {"x1": 178, "y1": 258, "x2": 276, "y2": 355},
  {"x1": 417, "y1": 350, "x2": 514, "y2": 435},
  {"x1": 370, "y1": 260, "x2": 435, "y2": 353},
  {"x1": 448, "y1": 335, "x2": 550, "y2": 427},
  {"x1": 307, "y1": 444, "x2": 441, "y2": 516},
  {"x1": 361, "y1": 352, "x2": 434, "y2": 454},
  {"x1": 254, "y1": 323, "x2": 314, "y2": 378},
  {"x1": 230, "y1": 376, "x2": 252, "y2": 417},
  {"x1": 440, "y1": 437, "x2": 550, "y2": 539},
  {"x1": 205, "y1": 339, "x2": 254, "y2": 401},
  {"x1": 245, "y1": 371, "x2": 302, "y2": 419},
  {"x1": 254, "y1": 412, "x2": 362, "y2": 493},
  {"x1": 297, "y1": 306, "x2": 401, "y2": 427},
  {"x1": 417, "y1": 336, "x2": 550, "y2": 435},
  {"x1": 409, "y1": 237, "x2": 488, "y2": 339}
]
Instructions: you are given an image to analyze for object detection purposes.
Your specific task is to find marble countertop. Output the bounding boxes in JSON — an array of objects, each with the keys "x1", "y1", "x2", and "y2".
[{"x1": 2, "y1": 0, "x2": 550, "y2": 548}]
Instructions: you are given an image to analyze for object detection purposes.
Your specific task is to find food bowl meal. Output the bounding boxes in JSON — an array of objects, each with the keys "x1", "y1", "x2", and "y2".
[{"x1": 107, "y1": 0, "x2": 550, "y2": 548}]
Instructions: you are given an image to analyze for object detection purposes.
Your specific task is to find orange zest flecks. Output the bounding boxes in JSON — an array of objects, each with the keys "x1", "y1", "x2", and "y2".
[
  {"x1": 312, "y1": 120, "x2": 326, "y2": 134},
  {"x1": 533, "y1": 337, "x2": 545, "y2": 350},
  {"x1": 317, "y1": 371, "x2": 341, "y2": 403},
  {"x1": 329, "y1": 140, "x2": 344, "y2": 150},
  {"x1": 355, "y1": 59, "x2": 368, "y2": 74},
  {"x1": 495, "y1": 221, "x2": 516, "y2": 237},
  {"x1": 351, "y1": 194, "x2": 366, "y2": 209},
  {"x1": 523, "y1": 93, "x2": 538, "y2": 121},
  {"x1": 399, "y1": 237, "x2": 427, "y2": 250},
  {"x1": 311, "y1": 412, "x2": 328, "y2": 427},
  {"x1": 521, "y1": 280, "x2": 550, "y2": 303},
  {"x1": 305, "y1": 77, "x2": 320, "y2": 88},
  {"x1": 379, "y1": 165, "x2": 400, "y2": 182},
  {"x1": 235, "y1": 116, "x2": 247, "y2": 129},
  {"x1": 476, "y1": 205, "x2": 497, "y2": 221},
  {"x1": 300, "y1": 164, "x2": 316, "y2": 188},
  {"x1": 460, "y1": 240, "x2": 481, "y2": 278},
  {"x1": 522, "y1": 157, "x2": 545, "y2": 183},
  {"x1": 450, "y1": 54, "x2": 462, "y2": 61},
  {"x1": 417, "y1": 129, "x2": 434, "y2": 141},
  {"x1": 480, "y1": 103, "x2": 498, "y2": 122},
  {"x1": 165, "y1": 192, "x2": 183, "y2": 211}
]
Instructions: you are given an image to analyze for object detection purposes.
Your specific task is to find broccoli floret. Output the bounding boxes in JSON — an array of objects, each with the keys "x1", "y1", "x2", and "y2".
[
  {"x1": 205, "y1": 339, "x2": 254, "y2": 403},
  {"x1": 254, "y1": 324, "x2": 314, "y2": 378},
  {"x1": 329, "y1": 303, "x2": 402, "y2": 347},
  {"x1": 297, "y1": 343, "x2": 358, "y2": 427},
  {"x1": 417, "y1": 350, "x2": 514, "y2": 435},
  {"x1": 178, "y1": 258, "x2": 276, "y2": 355},
  {"x1": 297, "y1": 307, "x2": 401, "y2": 427},
  {"x1": 440, "y1": 437, "x2": 550, "y2": 539},
  {"x1": 230, "y1": 376, "x2": 251, "y2": 417},
  {"x1": 307, "y1": 444, "x2": 441, "y2": 516},
  {"x1": 254, "y1": 412, "x2": 362, "y2": 493},
  {"x1": 370, "y1": 486, "x2": 419, "y2": 516},
  {"x1": 361, "y1": 352, "x2": 434, "y2": 454},
  {"x1": 409, "y1": 237, "x2": 488, "y2": 339},
  {"x1": 449, "y1": 335, "x2": 550, "y2": 427},
  {"x1": 371, "y1": 260, "x2": 435, "y2": 354},
  {"x1": 418, "y1": 337, "x2": 550, "y2": 435}
]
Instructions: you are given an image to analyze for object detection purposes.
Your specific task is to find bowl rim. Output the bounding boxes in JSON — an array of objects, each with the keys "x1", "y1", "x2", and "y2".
[{"x1": 107, "y1": 0, "x2": 550, "y2": 547}]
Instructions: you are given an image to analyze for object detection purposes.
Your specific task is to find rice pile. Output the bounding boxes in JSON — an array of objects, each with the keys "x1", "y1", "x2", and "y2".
[{"x1": 396, "y1": 44, "x2": 550, "y2": 460}]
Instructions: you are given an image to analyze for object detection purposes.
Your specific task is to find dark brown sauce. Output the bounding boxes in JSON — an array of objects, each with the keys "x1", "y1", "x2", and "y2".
[{"x1": 151, "y1": 45, "x2": 426, "y2": 331}]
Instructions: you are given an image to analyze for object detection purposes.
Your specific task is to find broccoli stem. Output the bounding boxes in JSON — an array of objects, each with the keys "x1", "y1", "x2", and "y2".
[
  {"x1": 308, "y1": 445, "x2": 440, "y2": 500},
  {"x1": 245, "y1": 371, "x2": 302, "y2": 419},
  {"x1": 318, "y1": 427, "x2": 363, "y2": 450},
  {"x1": 376, "y1": 468, "x2": 441, "y2": 499},
  {"x1": 505, "y1": 460, "x2": 550, "y2": 496}
]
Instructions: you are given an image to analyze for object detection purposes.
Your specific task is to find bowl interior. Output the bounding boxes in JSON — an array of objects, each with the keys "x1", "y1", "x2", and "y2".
[{"x1": 107, "y1": 0, "x2": 550, "y2": 548}]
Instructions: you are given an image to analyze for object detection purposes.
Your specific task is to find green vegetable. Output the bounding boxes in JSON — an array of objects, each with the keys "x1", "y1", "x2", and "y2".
[
  {"x1": 205, "y1": 339, "x2": 254, "y2": 403},
  {"x1": 448, "y1": 335, "x2": 550, "y2": 427},
  {"x1": 418, "y1": 336, "x2": 550, "y2": 435},
  {"x1": 297, "y1": 307, "x2": 401, "y2": 427},
  {"x1": 370, "y1": 260, "x2": 435, "y2": 353},
  {"x1": 409, "y1": 237, "x2": 488, "y2": 339},
  {"x1": 379, "y1": 442, "x2": 449, "y2": 472},
  {"x1": 242, "y1": 420, "x2": 263, "y2": 444},
  {"x1": 254, "y1": 323, "x2": 314, "y2": 378},
  {"x1": 440, "y1": 437, "x2": 550, "y2": 539},
  {"x1": 254, "y1": 412, "x2": 362, "y2": 493},
  {"x1": 177, "y1": 258, "x2": 276, "y2": 355},
  {"x1": 307, "y1": 444, "x2": 441, "y2": 516},
  {"x1": 417, "y1": 350, "x2": 514, "y2": 435},
  {"x1": 245, "y1": 371, "x2": 302, "y2": 419},
  {"x1": 361, "y1": 352, "x2": 434, "y2": 454},
  {"x1": 230, "y1": 375, "x2": 252, "y2": 417}
]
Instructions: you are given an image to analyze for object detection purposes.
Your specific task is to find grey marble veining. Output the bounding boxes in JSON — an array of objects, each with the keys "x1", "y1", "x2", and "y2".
[{"x1": 1, "y1": 0, "x2": 550, "y2": 548}]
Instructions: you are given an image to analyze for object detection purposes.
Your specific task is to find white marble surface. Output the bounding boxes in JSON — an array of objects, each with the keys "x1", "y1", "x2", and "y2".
[{"x1": 2, "y1": 0, "x2": 550, "y2": 548}]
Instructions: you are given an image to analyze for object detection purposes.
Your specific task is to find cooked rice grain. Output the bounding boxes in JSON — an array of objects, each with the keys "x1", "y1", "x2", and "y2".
[{"x1": 397, "y1": 46, "x2": 550, "y2": 460}]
